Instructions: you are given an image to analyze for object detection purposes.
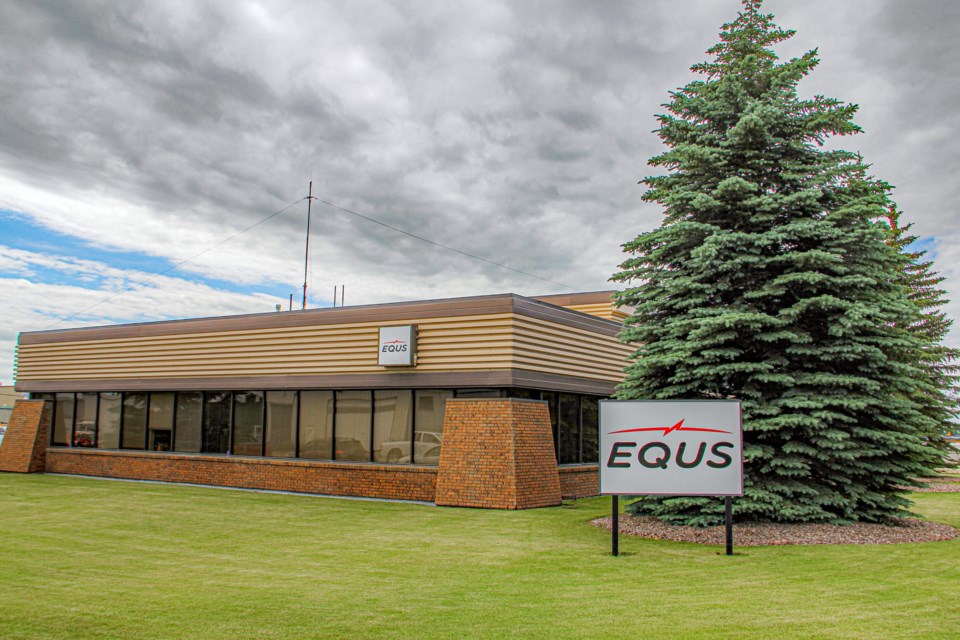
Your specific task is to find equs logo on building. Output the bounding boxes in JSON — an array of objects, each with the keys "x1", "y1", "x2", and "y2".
[
  {"x1": 605, "y1": 419, "x2": 735, "y2": 470},
  {"x1": 381, "y1": 339, "x2": 408, "y2": 353},
  {"x1": 378, "y1": 325, "x2": 417, "y2": 366}
]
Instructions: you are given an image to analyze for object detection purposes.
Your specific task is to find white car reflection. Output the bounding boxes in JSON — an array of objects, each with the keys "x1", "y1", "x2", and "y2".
[
  {"x1": 380, "y1": 431, "x2": 442, "y2": 463},
  {"x1": 398, "y1": 445, "x2": 441, "y2": 465}
]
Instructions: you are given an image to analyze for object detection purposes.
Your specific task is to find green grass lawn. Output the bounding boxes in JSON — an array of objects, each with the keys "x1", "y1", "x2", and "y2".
[{"x1": 0, "y1": 474, "x2": 957, "y2": 639}]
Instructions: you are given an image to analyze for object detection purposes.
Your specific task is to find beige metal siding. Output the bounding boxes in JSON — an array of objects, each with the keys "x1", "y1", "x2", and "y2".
[
  {"x1": 512, "y1": 316, "x2": 632, "y2": 382},
  {"x1": 16, "y1": 314, "x2": 518, "y2": 381},
  {"x1": 563, "y1": 302, "x2": 629, "y2": 322},
  {"x1": 16, "y1": 296, "x2": 632, "y2": 390}
]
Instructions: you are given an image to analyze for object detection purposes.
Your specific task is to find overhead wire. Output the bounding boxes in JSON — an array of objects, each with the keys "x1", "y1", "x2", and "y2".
[
  {"x1": 316, "y1": 198, "x2": 577, "y2": 291},
  {"x1": 43, "y1": 191, "x2": 577, "y2": 329},
  {"x1": 43, "y1": 197, "x2": 306, "y2": 329}
]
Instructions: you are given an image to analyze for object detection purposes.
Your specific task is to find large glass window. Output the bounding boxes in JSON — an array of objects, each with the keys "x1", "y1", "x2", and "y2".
[
  {"x1": 174, "y1": 392, "x2": 202, "y2": 453},
  {"x1": 121, "y1": 392, "x2": 148, "y2": 449},
  {"x1": 202, "y1": 392, "x2": 232, "y2": 454},
  {"x1": 541, "y1": 391, "x2": 559, "y2": 459},
  {"x1": 334, "y1": 390, "x2": 371, "y2": 461},
  {"x1": 97, "y1": 392, "x2": 121, "y2": 448},
  {"x1": 581, "y1": 396, "x2": 599, "y2": 464},
  {"x1": 265, "y1": 391, "x2": 297, "y2": 458},
  {"x1": 414, "y1": 390, "x2": 452, "y2": 465},
  {"x1": 74, "y1": 393, "x2": 98, "y2": 448},
  {"x1": 455, "y1": 389, "x2": 503, "y2": 398},
  {"x1": 374, "y1": 390, "x2": 412, "y2": 463},
  {"x1": 232, "y1": 391, "x2": 264, "y2": 456},
  {"x1": 299, "y1": 390, "x2": 333, "y2": 459},
  {"x1": 558, "y1": 393, "x2": 580, "y2": 464},
  {"x1": 148, "y1": 392, "x2": 174, "y2": 451},
  {"x1": 52, "y1": 393, "x2": 74, "y2": 446}
]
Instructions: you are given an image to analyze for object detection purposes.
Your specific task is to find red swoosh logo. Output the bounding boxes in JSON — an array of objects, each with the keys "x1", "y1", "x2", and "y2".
[{"x1": 608, "y1": 419, "x2": 731, "y2": 436}]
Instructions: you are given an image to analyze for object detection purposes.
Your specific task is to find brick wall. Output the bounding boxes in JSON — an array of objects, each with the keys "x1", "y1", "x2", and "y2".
[
  {"x1": 6, "y1": 397, "x2": 584, "y2": 509},
  {"x1": 45, "y1": 448, "x2": 438, "y2": 502},
  {"x1": 0, "y1": 400, "x2": 51, "y2": 473},
  {"x1": 558, "y1": 465, "x2": 599, "y2": 499},
  {"x1": 435, "y1": 398, "x2": 561, "y2": 509}
]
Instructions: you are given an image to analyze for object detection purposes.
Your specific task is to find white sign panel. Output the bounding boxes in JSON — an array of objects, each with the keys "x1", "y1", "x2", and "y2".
[
  {"x1": 378, "y1": 325, "x2": 416, "y2": 366},
  {"x1": 600, "y1": 400, "x2": 742, "y2": 496}
]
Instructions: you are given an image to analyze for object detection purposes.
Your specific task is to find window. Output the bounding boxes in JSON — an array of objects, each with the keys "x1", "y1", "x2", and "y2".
[
  {"x1": 541, "y1": 392, "x2": 559, "y2": 459},
  {"x1": 455, "y1": 388, "x2": 503, "y2": 398},
  {"x1": 121, "y1": 392, "x2": 148, "y2": 449},
  {"x1": 334, "y1": 390, "x2": 371, "y2": 461},
  {"x1": 98, "y1": 393, "x2": 121, "y2": 448},
  {"x1": 202, "y1": 392, "x2": 231, "y2": 454},
  {"x1": 33, "y1": 385, "x2": 608, "y2": 466},
  {"x1": 265, "y1": 391, "x2": 297, "y2": 458},
  {"x1": 174, "y1": 392, "x2": 202, "y2": 453},
  {"x1": 414, "y1": 390, "x2": 452, "y2": 465},
  {"x1": 581, "y1": 396, "x2": 599, "y2": 464},
  {"x1": 74, "y1": 392, "x2": 98, "y2": 448},
  {"x1": 52, "y1": 393, "x2": 74, "y2": 446},
  {"x1": 558, "y1": 393, "x2": 580, "y2": 464},
  {"x1": 148, "y1": 392, "x2": 174, "y2": 451},
  {"x1": 374, "y1": 390, "x2": 412, "y2": 463},
  {"x1": 299, "y1": 390, "x2": 333, "y2": 459},
  {"x1": 232, "y1": 391, "x2": 264, "y2": 456}
]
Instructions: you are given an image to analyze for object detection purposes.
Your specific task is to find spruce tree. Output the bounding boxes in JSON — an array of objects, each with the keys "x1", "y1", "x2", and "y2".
[
  {"x1": 881, "y1": 205, "x2": 959, "y2": 447},
  {"x1": 612, "y1": 0, "x2": 945, "y2": 525}
]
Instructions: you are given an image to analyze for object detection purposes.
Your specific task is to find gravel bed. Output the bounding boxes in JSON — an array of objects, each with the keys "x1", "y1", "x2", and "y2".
[
  {"x1": 913, "y1": 483, "x2": 960, "y2": 493},
  {"x1": 591, "y1": 515, "x2": 957, "y2": 546}
]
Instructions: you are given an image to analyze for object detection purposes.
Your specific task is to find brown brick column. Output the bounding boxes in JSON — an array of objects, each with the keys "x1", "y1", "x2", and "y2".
[
  {"x1": 435, "y1": 398, "x2": 561, "y2": 509},
  {"x1": 0, "y1": 400, "x2": 51, "y2": 473}
]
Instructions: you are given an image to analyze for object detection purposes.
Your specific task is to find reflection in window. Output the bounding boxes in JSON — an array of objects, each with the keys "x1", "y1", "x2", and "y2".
[
  {"x1": 541, "y1": 392, "x2": 558, "y2": 460},
  {"x1": 74, "y1": 393, "x2": 98, "y2": 448},
  {"x1": 148, "y1": 392, "x2": 174, "y2": 451},
  {"x1": 265, "y1": 391, "x2": 297, "y2": 458},
  {"x1": 52, "y1": 393, "x2": 74, "y2": 446},
  {"x1": 202, "y1": 392, "x2": 231, "y2": 454},
  {"x1": 581, "y1": 396, "x2": 599, "y2": 464},
  {"x1": 455, "y1": 389, "x2": 503, "y2": 398},
  {"x1": 414, "y1": 390, "x2": 452, "y2": 465},
  {"x1": 299, "y1": 390, "x2": 333, "y2": 459},
  {"x1": 374, "y1": 390, "x2": 412, "y2": 463},
  {"x1": 121, "y1": 392, "x2": 148, "y2": 449},
  {"x1": 175, "y1": 392, "x2": 202, "y2": 453},
  {"x1": 98, "y1": 392, "x2": 121, "y2": 449},
  {"x1": 558, "y1": 394, "x2": 580, "y2": 464},
  {"x1": 232, "y1": 391, "x2": 264, "y2": 456},
  {"x1": 334, "y1": 391, "x2": 371, "y2": 461}
]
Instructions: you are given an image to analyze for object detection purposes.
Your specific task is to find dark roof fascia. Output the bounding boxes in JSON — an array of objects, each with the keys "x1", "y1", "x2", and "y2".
[{"x1": 19, "y1": 292, "x2": 621, "y2": 346}]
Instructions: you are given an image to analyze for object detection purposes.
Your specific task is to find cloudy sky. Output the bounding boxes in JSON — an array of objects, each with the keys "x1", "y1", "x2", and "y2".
[{"x1": 2, "y1": 0, "x2": 959, "y2": 386}]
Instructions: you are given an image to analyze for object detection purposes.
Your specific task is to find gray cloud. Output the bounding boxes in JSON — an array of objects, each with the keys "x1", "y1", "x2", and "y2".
[{"x1": 0, "y1": 0, "x2": 958, "y2": 373}]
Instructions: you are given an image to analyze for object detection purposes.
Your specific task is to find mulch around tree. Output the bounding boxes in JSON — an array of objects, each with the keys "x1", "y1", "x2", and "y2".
[
  {"x1": 591, "y1": 515, "x2": 957, "y2": 546},
  {"x1": 592, "y1": 474, "x2": 960, "y2": 545},
  {"x1": 906, "y1": 473, "x2": 960, "y2": 493}
]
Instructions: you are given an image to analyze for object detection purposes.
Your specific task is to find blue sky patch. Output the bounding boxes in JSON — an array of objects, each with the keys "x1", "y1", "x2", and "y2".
[{"x1": 0, "y1": 209, "x2": 304, "y2": 301}]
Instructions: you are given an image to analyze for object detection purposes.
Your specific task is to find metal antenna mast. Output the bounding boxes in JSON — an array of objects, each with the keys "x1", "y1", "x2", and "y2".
[{"x1": 302, "y1": 181, "x2": 315, "y2": 309}]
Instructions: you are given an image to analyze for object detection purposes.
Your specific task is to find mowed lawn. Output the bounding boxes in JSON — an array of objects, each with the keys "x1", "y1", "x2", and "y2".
[{"x1": 0, "y1": 474, "x2": 957, "y2": 639}]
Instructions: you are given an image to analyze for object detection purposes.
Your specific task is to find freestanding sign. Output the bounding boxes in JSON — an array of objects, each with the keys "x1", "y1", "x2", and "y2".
[
  {"x1": 599, "y1": 400, "x2": 743, "y2": 555},
  {"x1": 378, "y1": 325, "x2": 417, "y2": 367}
]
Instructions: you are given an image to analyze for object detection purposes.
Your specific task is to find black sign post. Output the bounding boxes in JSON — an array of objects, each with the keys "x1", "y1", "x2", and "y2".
[
  {"x1": 612, "y1": 495, "x2": 619, "y2": 557},
  {"x1": 724, "y1": 496, "x2": 733, "y2": 556}
]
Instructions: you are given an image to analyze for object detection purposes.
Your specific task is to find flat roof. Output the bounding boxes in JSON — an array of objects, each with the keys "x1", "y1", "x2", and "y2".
[{"x1": 20, "y1": 291, "x2": 622, "y2": 346}]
